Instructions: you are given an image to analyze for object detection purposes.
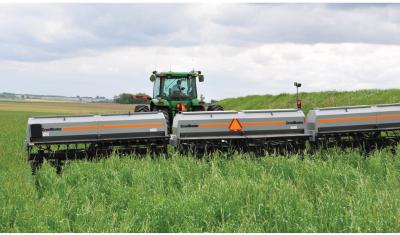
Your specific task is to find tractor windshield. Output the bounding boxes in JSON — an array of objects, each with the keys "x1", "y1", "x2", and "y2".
[{"x1": 159, "y1": 77, "x2": 197, "y2": 100}]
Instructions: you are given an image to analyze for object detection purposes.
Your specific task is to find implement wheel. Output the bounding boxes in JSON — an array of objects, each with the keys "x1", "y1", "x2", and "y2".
[
  {"x1": 207, "y1": 104, "x2": 224, "y2": 111},
  {"x1": 134, "y1": 105, "x2": 149, "y2": 112}
]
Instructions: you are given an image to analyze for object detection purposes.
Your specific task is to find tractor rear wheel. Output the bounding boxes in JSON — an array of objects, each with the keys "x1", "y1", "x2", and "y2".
[
  {"x1": 207, "y1": 104, "x2": 224, "y2": 111},
  {"x1": 134, "y1": 105, "x2": 149, "y2": 112}
]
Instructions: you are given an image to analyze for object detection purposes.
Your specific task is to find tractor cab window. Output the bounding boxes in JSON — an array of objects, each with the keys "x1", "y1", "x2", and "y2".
[
  {"x1": 161, "y1": 77, "x2": 197, "y2": 100},
  {"x1": 153, "y1": 77, "x2": 161, "y2": 98}
]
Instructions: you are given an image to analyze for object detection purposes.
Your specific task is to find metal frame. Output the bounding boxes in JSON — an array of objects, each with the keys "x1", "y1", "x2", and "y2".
[
  {"x1": 176, "y1": 135, "x2": 310, "y2": 157},
  {"x1": 28, "y1": 137, "x2": 169, "y2": 174}
]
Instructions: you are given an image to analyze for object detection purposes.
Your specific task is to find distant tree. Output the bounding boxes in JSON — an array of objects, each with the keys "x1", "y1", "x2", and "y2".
[{"x1": 114, "y1": 93, "x2": 133, "y2": 104}]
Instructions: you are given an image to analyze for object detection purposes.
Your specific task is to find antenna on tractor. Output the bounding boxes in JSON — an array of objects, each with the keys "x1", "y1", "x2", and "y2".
[{"x1": 294, "y1": 82, "x2": 302, "y2": 110}]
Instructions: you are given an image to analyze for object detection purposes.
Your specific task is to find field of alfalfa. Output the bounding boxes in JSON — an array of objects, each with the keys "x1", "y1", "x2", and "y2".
[{"x1": 1, "y1": 90, "x2": 400, "y2": 232}]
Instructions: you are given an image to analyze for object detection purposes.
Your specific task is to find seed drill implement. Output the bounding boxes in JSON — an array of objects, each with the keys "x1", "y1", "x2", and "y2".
[{"x1": 25, "y1": 71, "x2": 400, "y2": 174}]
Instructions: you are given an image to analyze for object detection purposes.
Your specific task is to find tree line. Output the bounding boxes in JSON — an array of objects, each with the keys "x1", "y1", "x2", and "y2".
[{"x1": 113, "y1": 93, "x2": 150, "y2": 104}]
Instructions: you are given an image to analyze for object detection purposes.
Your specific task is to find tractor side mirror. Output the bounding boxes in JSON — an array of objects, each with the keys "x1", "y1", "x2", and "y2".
[
  {"x1": 200, "y1": 94, "x2": 205, "y2": 102},
  {"x1": 150, "y1": 74, "x2": 156, "y2": 82},
  {"x1": 198, "y1": 74, "x2": 204, "y2": 82}
]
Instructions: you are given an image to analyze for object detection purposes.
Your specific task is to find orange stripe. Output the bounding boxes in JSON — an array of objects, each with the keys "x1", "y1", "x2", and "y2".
[
  {"x1": 318, "y1": 116, "x2": 376, "y2": 123},
  {"x1": 63, "y1": 122, "x2": 164, "y2": 131},
  {"x1": 318, "y1": 114, "x2": 400, "y2": 123},
  {"x1": 100, "y1": 123, "x2": 164, "y2": 129},
  {"x1": 199, "y1": 123, "x2": 229, "y2": 128},
  {"x1": 63, "y1": 125, "x2": 98, "y2": 131},
  {"x1": 199, "y1": 121, "x2": 285, "y2": 128},
  {"x1": 243, "y1": 121, "x2": 285, "y2": 126},
  {"x1": 376, "y1": 115, "x2": 400, "y2": 120}
]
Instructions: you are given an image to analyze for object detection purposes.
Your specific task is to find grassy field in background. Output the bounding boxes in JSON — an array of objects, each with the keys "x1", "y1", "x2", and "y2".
[
  {"x1": 0, "y1": 101, "x2": 134, "y2": 114},
  {"x1": 1, "y1": 89, "x2": 400, "y2": 232},
  {"x1": 219, "y1": 89, "x2": 400, "y2": 114}
]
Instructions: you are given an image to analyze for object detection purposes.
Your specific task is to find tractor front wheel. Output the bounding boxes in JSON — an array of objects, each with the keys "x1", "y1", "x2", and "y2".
[
  {"x1": 192, "y1": 105, "x2": 206, "y2": 112},
  {"x1": 134, "y1": 105, "x2": 149, "y2": 112},
  {"x1": 207, "y1": 104, "x2": 224, "y2": 111}
]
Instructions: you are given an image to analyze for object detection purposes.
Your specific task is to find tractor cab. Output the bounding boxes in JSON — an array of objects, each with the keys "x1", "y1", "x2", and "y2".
[
  {"x1": 151, "y1": 72, "x2": 202, "y2": 101},
  {"x1": 147, "y1": 71, "x2": 207, "y2": 114}
]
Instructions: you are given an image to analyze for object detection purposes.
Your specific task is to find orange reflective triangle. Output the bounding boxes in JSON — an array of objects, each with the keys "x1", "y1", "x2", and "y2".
[{"x1": 229, "y1": 118, "x2": 243, "y2": 132}]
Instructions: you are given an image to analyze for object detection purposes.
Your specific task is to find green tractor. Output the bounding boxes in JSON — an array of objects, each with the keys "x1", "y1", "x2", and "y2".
[{"x1": 134, "y1": 71, "x2": 224, "y2": 129}]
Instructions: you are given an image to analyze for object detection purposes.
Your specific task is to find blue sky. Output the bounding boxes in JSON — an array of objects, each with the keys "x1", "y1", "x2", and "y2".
[{"x1": 1, "y1": 3, "x2": 400, "y2": 99}]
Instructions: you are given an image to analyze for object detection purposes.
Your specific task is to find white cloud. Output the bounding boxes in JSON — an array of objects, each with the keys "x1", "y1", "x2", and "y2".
[
  {"x1": 1, "y1": 4, "x2": 400, "y2": 61},
  {"x1": 1, "y1": 4, "x2": 400, "y2": 99},
  {"x1": 1, "y1": 43, "x2": 400, "y2": 100}
]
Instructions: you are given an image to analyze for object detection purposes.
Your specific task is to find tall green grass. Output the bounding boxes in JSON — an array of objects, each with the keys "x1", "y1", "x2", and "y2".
[
  {"x1": 5, "y1": 151, "x2": 400, "y2": 232},
  {"x1": 1, "y1": 110, "x2": 400, "y2": 232}
]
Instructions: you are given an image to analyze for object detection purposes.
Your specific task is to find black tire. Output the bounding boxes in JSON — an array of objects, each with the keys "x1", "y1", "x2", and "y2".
[
  {"x1": 207, "y1": 104, "x2": 224, "y2": 111},
  {"x1": 192, "y1": 105, "x2": 206, "y2": 112},
  {"x1": 134, "y1": 105, "x2": 149, "y2": 112}
]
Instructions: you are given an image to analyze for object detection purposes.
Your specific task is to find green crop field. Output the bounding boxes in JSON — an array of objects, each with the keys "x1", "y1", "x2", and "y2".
[
  {"x1": 1, "y1": 90, "x2": 400, "y2": 232},
  {"x1": 0, "y1": 101, "x2": 134, "y2": 114},
  {"x1": 219, "y1": 89, "x2": 400, "y2": 114}
]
